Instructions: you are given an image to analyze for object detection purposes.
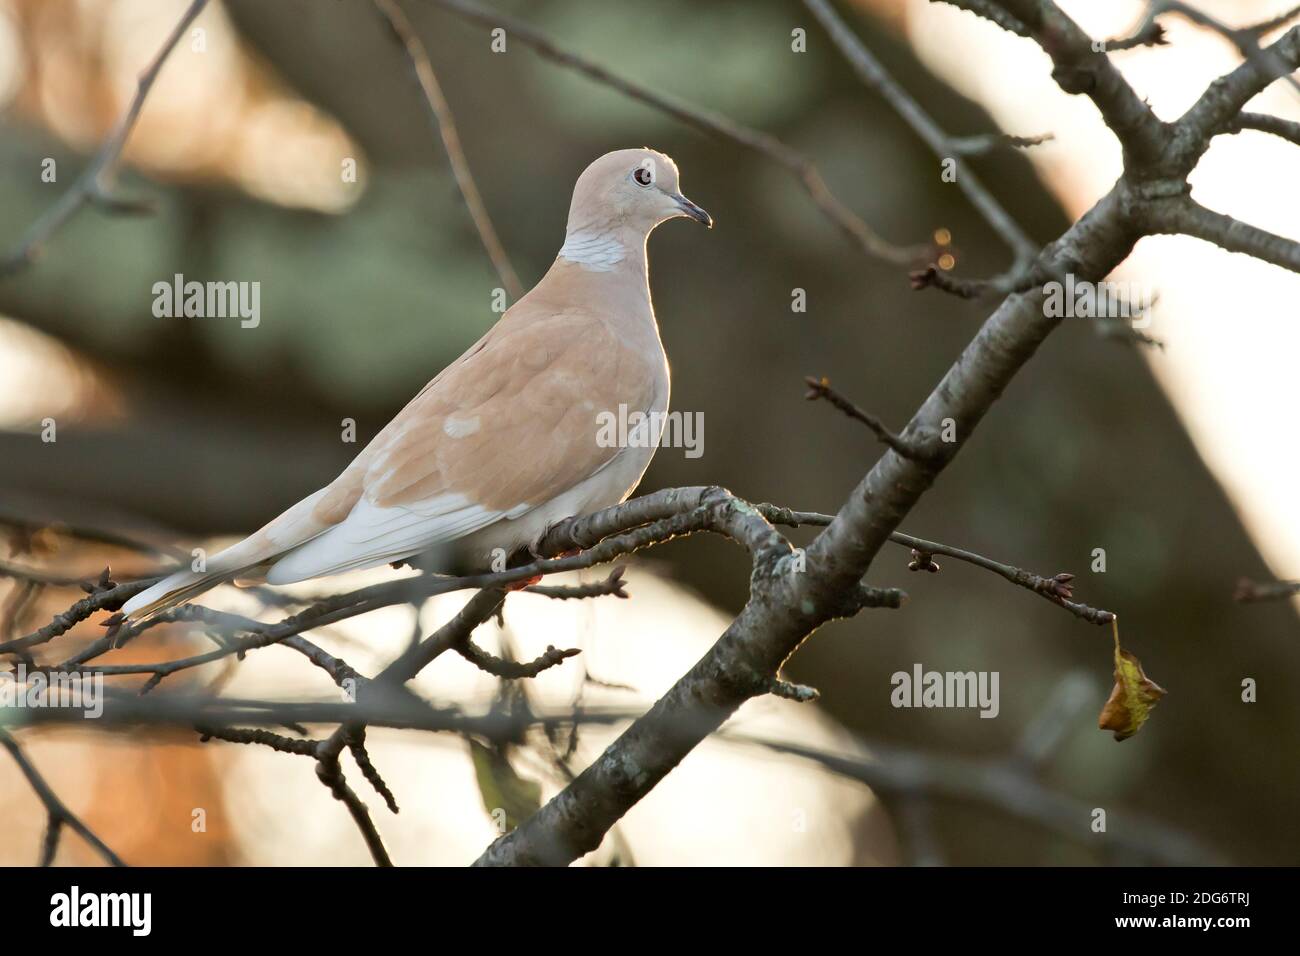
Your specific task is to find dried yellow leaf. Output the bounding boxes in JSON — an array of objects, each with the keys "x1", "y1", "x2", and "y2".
[{"x1": 1098, "y1": 617, "x2": 1167, "y2": 741}]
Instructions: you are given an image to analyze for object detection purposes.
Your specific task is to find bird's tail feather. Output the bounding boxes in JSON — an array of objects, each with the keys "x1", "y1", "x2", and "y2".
[{"x1": 120, "y1": 568, "x2": 239, "y2": 622}]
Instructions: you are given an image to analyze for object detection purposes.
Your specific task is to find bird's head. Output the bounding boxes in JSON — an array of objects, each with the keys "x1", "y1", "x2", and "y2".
[{"x1": 565, "y1": 148, "x2": 712, "y2": 238}]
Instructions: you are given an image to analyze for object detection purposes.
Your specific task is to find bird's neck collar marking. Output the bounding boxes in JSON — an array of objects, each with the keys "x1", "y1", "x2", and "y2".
[{"x1": 558, "y1": 228, "x2": 630, "y2": 271}]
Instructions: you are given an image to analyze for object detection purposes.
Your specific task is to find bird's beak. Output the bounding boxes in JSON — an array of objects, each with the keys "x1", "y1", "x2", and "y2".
[{"x1": 673, "y1": 193, "x2": 713, "y2": 228}]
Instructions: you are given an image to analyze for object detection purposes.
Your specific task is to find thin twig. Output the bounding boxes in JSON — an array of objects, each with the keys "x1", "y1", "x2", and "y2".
[
  {"x1": 1234, "y1": 577, "x2": 1300, "y2": 603},
  {"x1": 196, "y1": 726, "x2": 320, "y2": 756},
  {"x1": 426, "y1": 0, "x2": 926, "y2": 265},
  {"x1": 757, "y1": 503, "x2": 1115, "y2": 625},
  {"x1": 1123, "y1": 1, "x2": 1300, "y2": 97},
  {"x1": 947, "y1": 131, "x2": 1055, "y2": 155},
  {"x1": 0, "y1": 728, "x2": 127, "y2": 866},
  {"x1": 371, "y1": 0, "x2": 522, "y2": 298},
  {"x1": 525, "y1": 566, "x2": 628, "y2": 600},
  {"x1": 804, "y1": 376, "x2": 930, "y2": 460},
  {"x1": 803, "y1": 0, "x2": 1038, "y2": 263},
  {"x1": 456, "y1": 639, "x2": 581, "y2": 679},
  {"x1": 909, "y1": 260, "x2": 1048, "y2": 299},
  {"x1": 941, "y1": 0, "x2": 1030, "y2": 37},
  {"x1": 314, "y1": 752, "x2": 393, "y2": 866},
  {"x1": 728, "y1": 726, "x2": 1217, "y2": 865},
  {"x1": 0, "y1": 0, "x2": 210, "y2": 276},
  {"x1": 0, "y1": 576, "x2": 152, "y2": 657}
]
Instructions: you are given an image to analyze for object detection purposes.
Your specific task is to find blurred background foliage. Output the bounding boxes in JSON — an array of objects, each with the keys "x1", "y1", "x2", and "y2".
[{"x1": 0, "y1": 0, "x2": 1296, "y2": 864}]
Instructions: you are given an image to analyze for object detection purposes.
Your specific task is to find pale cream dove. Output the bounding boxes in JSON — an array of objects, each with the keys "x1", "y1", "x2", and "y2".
[{"x1": 122, "y1": 148, "x2": 711, "y2": 620}]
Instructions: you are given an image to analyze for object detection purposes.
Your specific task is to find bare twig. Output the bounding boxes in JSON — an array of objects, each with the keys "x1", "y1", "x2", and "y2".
[
  {"x1": 947, "y1": 131, "x2": 1055, "y2": 155},
  {"x1": 804, "y1": 376, "x2": 930, "y2": 460},
  {"x1": 730, "y1": 728, "x2": 1218, "y2": 865},
  {"x1": 197, "y1": 725, "x2": 320, "y2": 756},
  {"x1": 909, "y1": 260, "x2": 1047, "y2": 299},
  {"x1": 315, "y1": 751, "x2": 393, "y2": 866},
  {"x1": 757, "y1": 504, "x2": 1115, "y2": 625},
  {"x1": 1100, "y1": 21, "x2": 1168, "y2": 53},
  {"x1": 1234, "y1": 577, "x2": 1300, "y2": 603},
  {"x1": 1171, "y1": 22, "x2": 1300, "y2": 158},
  {"x1": 345, "y1": 726, "x2": 399, "y2": 814},
  {"x1": 768, "y1": 677, "x2": 820, "y2": 702},
  {"x1": 1251, "y1": 3, "x2": 1300, "y2": 36},
  {"x1": 803, "y1": 0, "x2": 1038, "y2": 263},
  {"x1": 940, "y1": 0, "x2": 1030, "y2": 38},
  {"x1": 370, "y1": 0, "x2": 522, "y2": 298},
  {"x1": 525, "y1": 566, "x2": 629, "y2": 600},
  {"x1": 952, "y1": 0, "x2": 1169, "y2": 162},
  {"x1": 456, "y1": 640, "x2": 581, "y2": 679},
  {"x1": 425, "y1": 0, "x2": 926, "y2": 265},
  {"x1": 0, "y1": 561, "x2": 105, "y2": 589},
  {"x1": 0, "y1": 576, "x2": 152, "y2": 658},
  {"x1": 0, "y1": 0, "x2": 210, "y2": 276},
  {"x1": 1123, "y1": 1, "x2": 1300, "y2": 98},
  {"x1": 0, "y1": 728, "x2": 127, "y2": 866}
]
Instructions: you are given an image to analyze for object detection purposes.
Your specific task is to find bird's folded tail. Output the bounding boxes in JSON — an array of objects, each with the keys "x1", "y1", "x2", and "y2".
[
  {"x1": 118, "y1": 486, "x2": 336, "y2": 622},
  {"x1": 119, "y1": 567, "x2": 243, "y2": 622}
]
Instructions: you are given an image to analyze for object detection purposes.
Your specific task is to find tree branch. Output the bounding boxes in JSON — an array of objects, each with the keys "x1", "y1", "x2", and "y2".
[
  {"x1": 939, "y1": 0, "x2": 1029, "y2": 38},
  {"x1": 959, "y1": 0, "x2": 1169, "y2": 163},
  {"x1": 1144, "y1": 194, "x2": 1300, "y2": 273},
  {"x1": 0, "y1": 728, "x2": 127, "y2": 866},
  {"x1": 804, "y1": 0, "x2": 1038, "y2": 263},
  {"x1": 370, "y1": 0, "x2": 522, "y2": 299},
  {"x1": 7, "y1": 0, "x2": 1293, "y2": 870},
  {"x1": 1172, "y1": 22, "x2": 1300, "y2": 163},
  {"x1": 736, "y1": 733, "x2": 1217, "y2": 864},
  {"x1": 1221, "y1": 110, "x2": 1300, "y2": 146},
  {"x1": 1125, "y1": 1, "x2": 1300, "y2": 99},
  {"x1": 803, "y1": 376, "x2": 932, "y2": 460},
  {"x1": 757, "y1": 504, "x2": 1114, "y2": 624},
  {"x1": 424, "y1": 0, "x2": 927, "y2": 265},
  {"x1": 0, "y1": 0, "x2": 209, "y2": 276},
  {"x1": 1234, "y1": 577, "x2": 1300, "y2": 603}
]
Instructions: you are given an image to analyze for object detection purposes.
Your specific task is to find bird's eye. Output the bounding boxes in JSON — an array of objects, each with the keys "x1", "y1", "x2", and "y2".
[{"x1": 633, "y1": 166, "x2": 654, "y2": 187}]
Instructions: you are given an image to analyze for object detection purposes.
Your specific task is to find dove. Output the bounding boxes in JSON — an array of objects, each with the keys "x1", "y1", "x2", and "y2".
[{"x1": 122, "y1": 148, "x2": 712, "y2": 620}]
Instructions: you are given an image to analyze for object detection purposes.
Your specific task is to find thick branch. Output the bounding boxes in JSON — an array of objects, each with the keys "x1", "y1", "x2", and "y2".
[
  {"x1": 1172, "y1": 23, "x2": 1300, "y2": 163},
  {"x1": 1222, "y1": 111, "x2": 1300, "y2": 146},
  {"x1": 473, "y1": 127, "x2": 1143, "y2": 869},
  {"x1": 970, "y1": 0, "x2": 1169, "y2": 163},
  {"x1": 803, "y1": 185, "x2": 1138, "y2": 600}
]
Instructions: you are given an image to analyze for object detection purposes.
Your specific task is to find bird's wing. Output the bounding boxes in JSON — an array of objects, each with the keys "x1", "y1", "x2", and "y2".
[{"x1": 257, "y1": 306, "x2": 661, "y2": 583}]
